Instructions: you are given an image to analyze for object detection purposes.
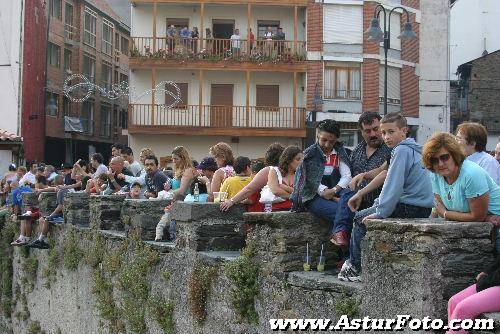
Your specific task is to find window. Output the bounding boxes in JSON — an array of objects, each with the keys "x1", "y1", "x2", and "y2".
[
  {"x1": 82, "y1": 100, "x2": 94, "y2": 134},
  {"x1": 323, "y1": 5, "x2": 363, "y2": 44},
  {"x1": 120, "y1": 109, "x2": 128, "y2": 129},
  {"x1": 257, "y1": 20, "x2": 280, "y2": 39},
  {"x1": 101, "y1": 61, "x2": 112, "y2": 90},
  {"x1": 64, "y1": 49, "x2": 72, "y2": 71},
  {"x1": 83, "y1": 53, "x2": 96, "y2": 83},
  {"x1": 64, "y1": 3, "x2": 74, "y2": 39},
  {"x1": 324, "y1": 66, "x2": 361, "y2": 100},
  {"x1": 48, "y1": 43, "x2": 61, "y2": 68},
  {"x1": 102, "y1": 19, "x2": 114, "y2": 56},
  {"x1": 114, "y1": 70, "x2": 119, "y2": 85},
  {"x1": 256, "y1": 85, "x2": 279, "y2": 111},
  {"x1": 121, "y1": 36, "x2": 129, "y2": 56},
  {"x1": 340, "y1": 130, "x2": 357, "y2": 148},
  {"x1": 49, "y1": 0, "x2": 62, "y2": 20},
  {"x1": 379, "y1": 12, "x2": 401, "y2": 50},
  {"x1": 120, "y1": 73, "x2": 128, "y2": 86},
  {"x1": 166, "y1": 83, "x2": 187, "y2": 108},
  {"x1": 63, "y1": 96, "x2": 71, "y2": 116},
  {"x1": 84, "y1": 7, "x2": 97, "y2": 47},
  {"x1": 100, "y1": 104, "x2": 111, "y2": 137},
  {"x1": 115, "y1": 33, "x2": 120, "y2": 51},
  {"x1": 46, "y1": 92, "x2": 59, "y2": 117},
  {"x1": 379, "y1": 66, "x2": 401, "y2": 104}
]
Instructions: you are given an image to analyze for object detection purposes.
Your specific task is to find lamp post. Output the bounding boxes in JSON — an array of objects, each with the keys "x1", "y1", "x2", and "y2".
[{"x1": 365, "y1": 5, "x2": 417, "y2": 115}]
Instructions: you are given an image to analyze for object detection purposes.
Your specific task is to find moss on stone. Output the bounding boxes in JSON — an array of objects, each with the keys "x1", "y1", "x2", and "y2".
[
  {"x1": 91, "y1": 268, "x2": 124, "y2": 333},
  {"x1": 63, "y1": 228, "x2": 83, "y2": 270},
  {"x1": 224, "y1": 256, "x2": 260, "y2": 324},
  {"x1": 162, "y1": 270, "x2": 171, "y2": 282},
  {"x1": 27, "y1": 320, "x2": 41, "y2": 334},
  {"x1": 42, "y1": 245, "x2": 59, "y2": 289},
  {"x1": 187, "y1": 264, "x2": 218, "y2": 323},
  {"x1": 85, "y1": 232, "x2": 106, "y2": 269},
  {"x1": 122, "y1": 296, "x2": 147, "y2": 334},
  {"x1": 148, "y1": 294, "x2": 175, "y2": 334},
  {"x1": 334, "y1": 294, "x2": 360, "y2": 318},
  {"x1": 0, "y1": 219, "x2": 18, "y2": 317}
]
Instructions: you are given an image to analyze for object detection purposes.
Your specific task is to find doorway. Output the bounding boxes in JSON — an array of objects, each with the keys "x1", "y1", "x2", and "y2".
[
  {"x1": 210, "y1": 84, "x2": 233, "y2": 127},
  {"x1": 212, "y1": 19, "x2": 235, "y2": 39}
]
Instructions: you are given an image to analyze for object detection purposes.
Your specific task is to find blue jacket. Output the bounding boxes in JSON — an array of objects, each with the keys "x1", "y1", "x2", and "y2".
[
  {"x1": 375, "y1": 138, "x2": 434, "y2": 217},
  {"x1": 291, "y1": 142, "x2": 351, "y2": 211}
]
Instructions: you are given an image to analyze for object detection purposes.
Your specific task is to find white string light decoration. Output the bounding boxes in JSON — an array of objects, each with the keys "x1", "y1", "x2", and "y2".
[{"x1": 63, "y1": 74, "x2": 182, "y2": 108}]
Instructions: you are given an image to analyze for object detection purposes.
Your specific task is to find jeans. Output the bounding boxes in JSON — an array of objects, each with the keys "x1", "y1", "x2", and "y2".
[
  {"x1": 332, "y1": 190, "x2": 356, "y2": 235},
  {"x1": 349, "y1": 202, "x2": 432, "y2": 271},
  {"x1": 306, "y1": 189, "x2": 351, "y2": 235}
]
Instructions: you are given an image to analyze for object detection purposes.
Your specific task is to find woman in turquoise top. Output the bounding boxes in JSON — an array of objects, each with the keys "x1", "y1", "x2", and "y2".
[
  {"x1": 170, "y1": 146, "x2": 195, "y2": 200},
  {"x1": 423, "y1": 132, "x2": 500, "y2": 222}
]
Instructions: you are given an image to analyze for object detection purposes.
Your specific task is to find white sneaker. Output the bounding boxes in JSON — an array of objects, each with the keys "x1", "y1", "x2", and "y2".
[{"x1": 338, "y1": 260, "x2": 362, "y2": 282}]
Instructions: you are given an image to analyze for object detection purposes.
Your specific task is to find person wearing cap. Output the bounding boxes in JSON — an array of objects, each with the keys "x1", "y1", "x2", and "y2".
[
  {"x1": 194, "y1": 157, "x2": 218, "y2": 196},
  {"x1": 19, "y1": 162, "x2": 37, "y2": 186},
  {"x1": 3, "y1": 163, "x2": 18, "y2": 183},
  {"x1": 128, "y1": 182, "x2": 144, "y2": 199}
]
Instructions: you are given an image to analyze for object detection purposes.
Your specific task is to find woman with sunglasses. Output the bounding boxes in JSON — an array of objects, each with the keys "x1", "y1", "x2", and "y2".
[{"x1": 423, "y1": 132, "x2": 500, "y2": 333}]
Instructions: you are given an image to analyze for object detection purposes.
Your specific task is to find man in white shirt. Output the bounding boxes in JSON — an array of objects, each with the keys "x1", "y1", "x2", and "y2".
[
  {"x1": 90, "y1": 153, "x2": 108, "y2": 180},
  {"x1": 230, "y1": 29, "x2": 241, "y2": 58},
  {"x1": 457, "y1": 122, "x2": 500, "y2": 185},
  {"x1": 19, "y1": 162, "x2": 37, "y2": 186},
  {"x1": 121, "y1": 146, "x2": 142, "y2": 177}
]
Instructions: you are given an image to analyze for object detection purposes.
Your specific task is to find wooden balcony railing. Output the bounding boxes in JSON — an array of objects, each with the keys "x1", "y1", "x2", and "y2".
[
  {"x1": 131, "y1": 37, "x2": 307, "y2": 62},
  {"x1": 65, "y1": 23, "x2": 76, "y2": 40},
  {"x1": 129, "y1": 104, "x2": 306, "y2": 130}
]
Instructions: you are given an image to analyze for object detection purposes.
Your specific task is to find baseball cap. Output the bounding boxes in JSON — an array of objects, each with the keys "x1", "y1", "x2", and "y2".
[{"x1": 197, "y1": 157, "x2": 217, "y2": 171}]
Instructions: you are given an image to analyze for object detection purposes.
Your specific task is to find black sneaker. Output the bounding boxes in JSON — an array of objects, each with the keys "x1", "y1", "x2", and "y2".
[{"x1": 28, "y1": 239, "x2": 50, "y2": 249}]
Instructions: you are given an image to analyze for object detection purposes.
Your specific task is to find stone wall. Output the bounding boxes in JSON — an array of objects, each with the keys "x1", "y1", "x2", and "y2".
[{"x1": 0, "y1": 195, "x2": 498, "y2": 334}]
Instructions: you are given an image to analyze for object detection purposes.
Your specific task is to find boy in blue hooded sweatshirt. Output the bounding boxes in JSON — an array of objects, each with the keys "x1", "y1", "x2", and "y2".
[{"x1": 338, "y1": 113, "x2": 434, "y2": 282}]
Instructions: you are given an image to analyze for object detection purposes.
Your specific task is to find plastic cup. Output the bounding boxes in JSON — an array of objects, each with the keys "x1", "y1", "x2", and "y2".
[
  {"x1": 317, "y1": 256, "x2": 325, "y2": 272},
  {"x1": 214, "y1": 192, "x2": 228, "y2": 203},
  {"x1": 303, "y1": 255, "x2": 312, "y2": 272}
]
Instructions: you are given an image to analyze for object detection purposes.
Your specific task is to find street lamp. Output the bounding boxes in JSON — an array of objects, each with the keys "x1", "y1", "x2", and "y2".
[{"x1": 365, "y1": 5, "x2": 417, "y2": 114}]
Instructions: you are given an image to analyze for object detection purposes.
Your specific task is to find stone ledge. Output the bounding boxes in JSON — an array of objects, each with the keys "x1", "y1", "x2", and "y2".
[
  {"x1": 171, "y1": 202, "x2": 246, "y2": 222},
  {"x1": 243, "y1": 211, "x2": 319, "y2": 227},
  {"x1": 288, "y1": 271, "x2": 360, "y2": 295},
  {"x1": 199, "y1": 251, "x2": 242, "y2": 262},
  {"x1": 122, "y1": 198, "x2": 171, "y2": 240},
  {"x1": 144, "y1": 240, "x2": 175, "y2": 253},
  {"x1": 366, "y1": 218, "x2": 492, "y2": 239},
  {"x1": 97, "y1": 229, "x2": 126, "y2": 240}
]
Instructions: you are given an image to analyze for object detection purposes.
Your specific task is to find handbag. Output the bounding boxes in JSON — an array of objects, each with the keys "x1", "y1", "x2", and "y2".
[{"x1": 259, "y1": 167, "x2": 286, "y2": 204}]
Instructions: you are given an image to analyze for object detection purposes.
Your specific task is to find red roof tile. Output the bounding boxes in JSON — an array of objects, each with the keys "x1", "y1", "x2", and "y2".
[{"x1": 0, "y1": 129, "x2": 22, "y2": 142}]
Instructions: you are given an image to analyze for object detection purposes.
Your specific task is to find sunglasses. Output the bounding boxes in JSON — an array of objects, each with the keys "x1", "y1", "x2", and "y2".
[{"x1": 430, "y1": 153, "x2": 451, "y2": 165}]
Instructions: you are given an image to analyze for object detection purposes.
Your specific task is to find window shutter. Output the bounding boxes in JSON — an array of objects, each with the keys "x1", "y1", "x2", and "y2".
[
  {"x1": 379, "y1": 66, "x2": 401, "y2": 102},
  {"x1": 256, "y1": 85, "x2": 279, "y2": 111},
  {"x1": 166, "y1": 83, "x2": 188, "y2": 108},
  {"x1": 324, "y1": 5, "x2": 362, "y2": 44}
]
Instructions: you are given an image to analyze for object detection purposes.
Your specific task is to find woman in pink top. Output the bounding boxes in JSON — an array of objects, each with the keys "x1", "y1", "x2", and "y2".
[
  {"x1": 209, "y1": 142, "x2": 235, "y2": 202},
  {"x1": 220, "y1": 143, "x2": 285, "y2": 211}
]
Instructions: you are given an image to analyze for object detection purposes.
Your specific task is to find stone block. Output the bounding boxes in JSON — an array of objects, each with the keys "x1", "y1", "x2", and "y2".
[
  {"x1": 21, "y1": 192, "x2": 39, "y2": 212},
  {"x1": 121, "y1": 198, "x2": 171, "y2": 240},
  {"x1": 244, "y1": 212, "x2": 338, "y2": 272},
  {"x1": 89, "y1": 195, "x2": 126, "y2": 231},
  {"x1": 63, "y1": 192, "x2": 90, "y2": 226},
  {"x1": 173, "y1": 202, "x2": 247, "y2": 251},
  {"x1": 362, "y1": 218, "x2": 495, "y2": 322},
  {"x1": 38, "y1": 192, "x2": 58, "y2": 216}
]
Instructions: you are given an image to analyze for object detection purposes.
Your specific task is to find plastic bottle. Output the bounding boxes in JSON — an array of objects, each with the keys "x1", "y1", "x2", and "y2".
[{"x1": 193, "y1": 183, "x2": 199, "y2": 202}]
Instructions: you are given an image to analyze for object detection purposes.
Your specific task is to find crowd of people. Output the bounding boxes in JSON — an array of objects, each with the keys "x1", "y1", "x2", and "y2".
[
  {"x1": 162, "y1": 25, "x2": 291, "y2": 59},
  {"x1": 1, "y1": 113, "x2": 500, "y2": 333}
]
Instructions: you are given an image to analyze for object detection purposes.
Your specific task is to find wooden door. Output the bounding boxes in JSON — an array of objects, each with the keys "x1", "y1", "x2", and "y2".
[{"x1": 210, "y1": 84, "x2": 233, "y2": 127}]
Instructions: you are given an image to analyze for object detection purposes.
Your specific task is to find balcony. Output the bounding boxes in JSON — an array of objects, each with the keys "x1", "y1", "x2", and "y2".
[
  {"x1": 130, "y1": 37, "x2": 307, "y2": 71},
  {"x1": 132, "y1": 0, "x2": 308, "y2": 5},
  {"x1": 128, "y1": 104, "x2": 306, "y2": 137}
]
